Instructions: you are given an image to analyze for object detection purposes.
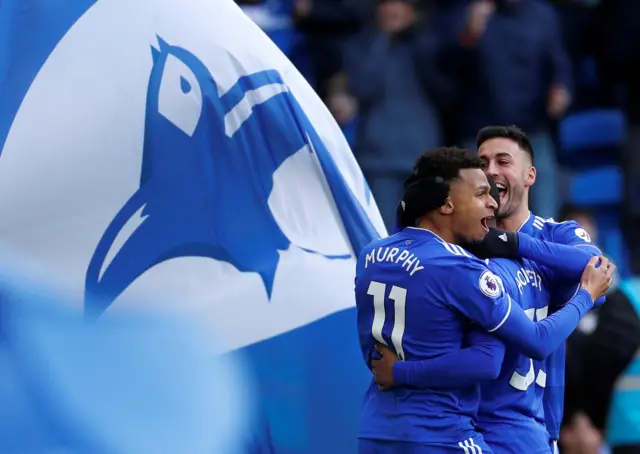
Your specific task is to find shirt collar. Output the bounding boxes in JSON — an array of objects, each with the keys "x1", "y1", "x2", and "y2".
[
  {"x1": 516, "y1": 211, "x2": 534, "y2": 234},
  {"x1": 404, "y1": 226, "x2": 446, "y2": 243}
]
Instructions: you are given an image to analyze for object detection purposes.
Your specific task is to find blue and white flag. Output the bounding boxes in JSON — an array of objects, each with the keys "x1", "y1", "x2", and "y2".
[{"x1": 0, "y1": 0, "x2": 386, "y2": 452}]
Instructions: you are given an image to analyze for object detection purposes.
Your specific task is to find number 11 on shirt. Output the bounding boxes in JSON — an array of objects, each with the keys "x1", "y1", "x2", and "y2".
[{"x1": 367, "y1": 281, "x2": 407, "y2": 360}]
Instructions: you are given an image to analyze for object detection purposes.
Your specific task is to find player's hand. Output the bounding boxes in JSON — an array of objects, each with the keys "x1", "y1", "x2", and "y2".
[
  {"x1": 371, "y1": 344, "x2": 398, "y2": 391},
  {"x1": 463, "y1": 228, "x2": 519, "y2": 259},
  {"x1": 580, "y1": 256, "x2": 616, "y2": 302}
]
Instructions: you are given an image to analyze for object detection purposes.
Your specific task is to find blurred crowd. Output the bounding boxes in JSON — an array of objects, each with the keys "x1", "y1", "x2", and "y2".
[{"x1": 237, "y1": 0, "x2": 640, "y2": 452}]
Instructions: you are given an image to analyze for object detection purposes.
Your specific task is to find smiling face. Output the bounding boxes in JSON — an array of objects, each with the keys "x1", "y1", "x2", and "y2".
[
  {"x1": 448, "y1": 168, "x2": 498, "y2": 243},
  {"x1": 478, "y1": 137, "x2": 535, "y2": 220}
]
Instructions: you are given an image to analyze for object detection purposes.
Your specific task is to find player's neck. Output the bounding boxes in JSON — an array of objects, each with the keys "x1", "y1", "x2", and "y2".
[
  {"x1": 497, "y1": 206, "x2": 530, "y2": 233},
  {"x1": 416, "y1": 217, "x2": 455, "y2": 244}
]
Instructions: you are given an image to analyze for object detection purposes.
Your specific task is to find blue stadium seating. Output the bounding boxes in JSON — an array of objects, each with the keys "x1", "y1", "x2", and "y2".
[
  {"x1": 569, "y1": 165, "x2": 622, "y2": 206},
  {"x1": 560, "y1": 107, "x2": 628, "y2": 271},
  {"x1": 558, "y1": 109, "x2": 625, "y2": 168}
]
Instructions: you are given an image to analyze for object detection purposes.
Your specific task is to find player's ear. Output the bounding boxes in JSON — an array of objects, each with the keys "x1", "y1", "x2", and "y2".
[
  {"x1": 524, "y1": 166, "x2": 536, "y2": 188},
  {"x1": 440, "y1": 197, "x2": 454, "y2": 215}
]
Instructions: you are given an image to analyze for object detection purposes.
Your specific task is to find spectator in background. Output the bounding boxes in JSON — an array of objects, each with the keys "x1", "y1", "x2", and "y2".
[
  {"x1": 293, "y1": 0, "x2": 368, "y2": 98},
  {"x1": 451, "y1": 0, "x2": 572, "y2": 219},
  {"x1": 559, "y1": 202, "x2": 640, "y2": 453},
  {"x1": 561, "y1": 279, "x2": 640, "y2": 454},
  {"x1": 551, "y1": 0, "x2": 601, "y2": 110},
  {"x1": 560, "y1": 411, "x2": 604, "y2": 454},
  {"x1": 559, "y1": 203, "x2": 608, "y2": 454},
  {"x1": 344, "y1": 0, "x2": 452, "y2": 229},
  {"x1": 597, "y1": 0, "x2": 640, "y2": 276},
  {"x1": 578, "y1": 278, "x2": 640, "y2": 454},
  {"x1": 325, "y1": 73, "x2": 359, "y2": 147}
]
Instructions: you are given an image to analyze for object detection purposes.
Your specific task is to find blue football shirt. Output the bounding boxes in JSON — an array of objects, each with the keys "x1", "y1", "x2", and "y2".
[
  {"x1": 520, "y1": 213, "x2": 602, "y2": 442},
  {"x1": 355, "y1": 227, "x2": 512, "y2": 444},
  {"x1": 476, "y1": 256, "x2": 554, "y2": 453}
]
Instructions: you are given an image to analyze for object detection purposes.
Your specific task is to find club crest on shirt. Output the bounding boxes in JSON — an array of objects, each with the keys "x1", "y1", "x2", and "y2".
[
  {"x1": 574, "y1": 228, "x2": 591, "y2": 243},
  {"x1": 479, "y1": 270, "x2": 501, "y2": 298}
]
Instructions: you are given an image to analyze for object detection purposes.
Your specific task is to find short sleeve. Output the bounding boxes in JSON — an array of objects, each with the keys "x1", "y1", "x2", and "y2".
[{"x1": 443, "y1": 257, "x2": 513, "y2": 332}]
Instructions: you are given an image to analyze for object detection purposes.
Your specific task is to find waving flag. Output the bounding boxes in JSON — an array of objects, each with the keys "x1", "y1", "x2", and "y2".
[{"x1": 0, "y1": 0, "x2": 386, "y2": 452}]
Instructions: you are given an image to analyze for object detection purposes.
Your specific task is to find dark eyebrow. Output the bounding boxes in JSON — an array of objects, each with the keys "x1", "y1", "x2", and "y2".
[
  {"x1": 495, "y1": 152, "x2": 513, "y2": 160},
  {"x1": 477, "y1": 183, "x2": 490, "y2": 192}
]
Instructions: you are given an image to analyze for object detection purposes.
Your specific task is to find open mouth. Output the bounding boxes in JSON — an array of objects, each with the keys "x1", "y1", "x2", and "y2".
[
  {"x1": 495, "y1": 182, "x2": 507, "y2": 203},
  {"x1": 481, "y1": 216, "x2": 494, "y2": 232}
]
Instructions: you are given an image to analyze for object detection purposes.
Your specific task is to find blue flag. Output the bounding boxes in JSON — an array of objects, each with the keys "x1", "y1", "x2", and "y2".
[{"x1": 0, "y1": 0, "x2": 386, "y2": 452}]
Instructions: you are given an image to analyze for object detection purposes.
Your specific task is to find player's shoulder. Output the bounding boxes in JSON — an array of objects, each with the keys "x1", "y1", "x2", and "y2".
[
  {"x1": 359, "y1": 235, "x2": 393, "y2": 257},
  {"x1": 421, "y1": 241, "x2": 502, "y2": 298},
  {"x1": 530, "y1": 215, "x2": 592, "y2": 243},
  {"x1": 529, "y1": 214, "x2": 560, "y2": 235},
  {"x1": 429, "y1": 240, "x2": 490, "y2": 273}
]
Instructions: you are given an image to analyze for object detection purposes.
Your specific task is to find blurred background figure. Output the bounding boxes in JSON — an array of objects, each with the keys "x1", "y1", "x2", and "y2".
[
  {"x1": 562, "y1": 276, "x2": 640, "y2": 454},
  {"x1": 292, "y1": 0, "x2": 369, "y2": 99},
  {"x1": 560, "y1": 411, "x2": 605, "y2": 454},
  {"x1": 450, "y1": 0, "x2": 571, "y2": 219},
  {"x1": 325, "y1": 73, "x2": 359, "y2": 147},
  {"x1": 342, "y1": 0, "x2": 452, "y2": 230}
]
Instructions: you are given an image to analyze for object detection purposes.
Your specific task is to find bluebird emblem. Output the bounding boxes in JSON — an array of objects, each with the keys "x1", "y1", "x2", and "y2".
[{"x1": 84, "y1": 37, "x2": 377, "y2": 318}]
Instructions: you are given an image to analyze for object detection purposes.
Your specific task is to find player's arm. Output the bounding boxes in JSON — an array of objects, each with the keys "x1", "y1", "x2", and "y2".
[
  {"x1": 516, "y1": 233, "x2": 599, "y2": 283},
  {"x1": 546, "y1": 221, "x2": 606, "y2": 307},
  {"x1": 545, "y1": 221, "x2": 606, "y2": 307},
  {"x1": 391, "y1": 329, "x2": 506, "y2": 388},
  {"x1": 446, "y1": 257, "x2": 610, "y2": 360},
  {"x1": 476, "y1": 225, "x2": 606, "y2": 307}
]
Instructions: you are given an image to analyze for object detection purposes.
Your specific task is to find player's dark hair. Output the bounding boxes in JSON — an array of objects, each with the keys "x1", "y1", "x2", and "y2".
[
  {"x1": 476, "y1": 125, "x2": 535, "y2": 164},
  {"x1": 397, "y1": 147, "x2": 482, "y2": 228}
]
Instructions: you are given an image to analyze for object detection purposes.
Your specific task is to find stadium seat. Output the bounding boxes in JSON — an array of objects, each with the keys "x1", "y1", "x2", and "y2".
[
  {"x1": 559, "y1": 109, "x2": 626, "y2": 153},
  {"x1": 568, "y1": 165, "x2": 622, "y2": 206}
]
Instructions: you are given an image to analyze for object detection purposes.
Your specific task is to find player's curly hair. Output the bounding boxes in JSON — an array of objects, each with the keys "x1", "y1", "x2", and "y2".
[{"x1": 397, "y1": 147, "x2": 482, "y2": 228}]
